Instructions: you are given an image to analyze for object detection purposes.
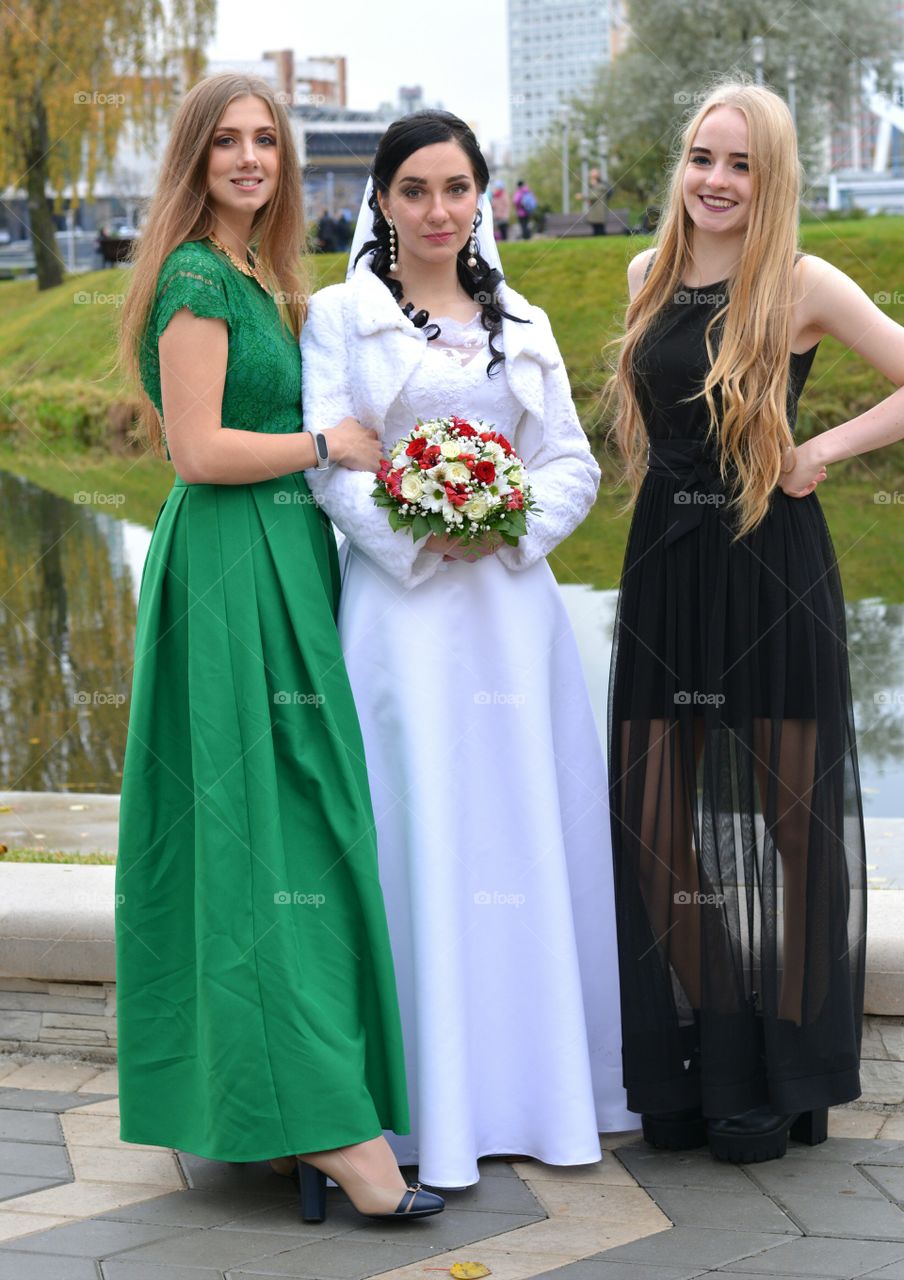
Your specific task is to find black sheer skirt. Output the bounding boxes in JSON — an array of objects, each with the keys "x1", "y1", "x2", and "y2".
[{"x1": 608, "y1": 451, "x2": 866, "y2": 1117}]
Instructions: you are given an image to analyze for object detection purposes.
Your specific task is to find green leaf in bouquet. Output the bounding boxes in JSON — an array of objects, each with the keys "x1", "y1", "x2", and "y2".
[
  {"x1": 411, "y1": 513, "x2": 431, "y2": 543},
  {"x1": 388, "y1": 508, "x2": 404, "y2": 532},
  {"x1": 428, "y1": 513, "x2": 447, "y2": 536},
  {"x1": 500, "y1": 532, "x2": 520, "y2": 546},
  {"x1": 505, "y1": 510, "x2": 528, "y2": 537}
]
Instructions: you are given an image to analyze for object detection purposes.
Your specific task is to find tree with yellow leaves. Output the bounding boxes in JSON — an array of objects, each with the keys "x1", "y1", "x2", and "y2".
[{"x1": 0, "y1": 0, "x2": 214, "y2": 290}]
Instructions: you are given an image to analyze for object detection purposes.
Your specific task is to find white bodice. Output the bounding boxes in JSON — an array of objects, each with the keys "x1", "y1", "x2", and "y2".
[{"x1": 384, "y1": 313, "x2": 526, "y2": 448}]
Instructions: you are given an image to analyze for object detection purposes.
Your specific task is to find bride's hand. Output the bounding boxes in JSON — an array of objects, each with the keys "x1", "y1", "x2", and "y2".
[{"x1": 424, "y1": 532, "x2": 503, "y2": 562}]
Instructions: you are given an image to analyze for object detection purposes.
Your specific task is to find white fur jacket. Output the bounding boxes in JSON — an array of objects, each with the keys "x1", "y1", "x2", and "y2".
[{"x1": 300, "y1": 252, "x2": 600, "y2": 589}]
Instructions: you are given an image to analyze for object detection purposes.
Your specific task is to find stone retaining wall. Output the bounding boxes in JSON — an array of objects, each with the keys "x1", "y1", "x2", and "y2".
[{"x1": 0, "y1": 977, "x2": 116, "y2": 1063}]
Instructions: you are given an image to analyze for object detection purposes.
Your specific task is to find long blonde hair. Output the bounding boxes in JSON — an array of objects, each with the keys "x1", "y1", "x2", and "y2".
[
  {"x1": 119, "y1": 73, "x2": 309, "y2": 455},
  {"x1": 611, "y1": 82, "x2": 802, "y2": 537}
]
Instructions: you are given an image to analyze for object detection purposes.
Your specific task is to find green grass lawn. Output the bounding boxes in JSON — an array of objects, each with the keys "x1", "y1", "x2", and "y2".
[{"x1": 2, "y1": 220, "x2": 903, "y2": 598}]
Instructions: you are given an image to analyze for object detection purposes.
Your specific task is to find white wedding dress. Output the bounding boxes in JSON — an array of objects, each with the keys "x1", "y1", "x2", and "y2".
[{"x1": 330, "y1": 315, "x2": 635, "y2": 1186}]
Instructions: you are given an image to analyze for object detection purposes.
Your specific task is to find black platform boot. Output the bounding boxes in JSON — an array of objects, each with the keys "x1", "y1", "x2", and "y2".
[{"x1": 707, "y1": 1105, "x2": 828, "y2": 1163}]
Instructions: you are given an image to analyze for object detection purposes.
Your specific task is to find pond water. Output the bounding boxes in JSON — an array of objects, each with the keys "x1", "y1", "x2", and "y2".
[{"x1": 2, "y1": 469, "x2": 904, "y2": 828}]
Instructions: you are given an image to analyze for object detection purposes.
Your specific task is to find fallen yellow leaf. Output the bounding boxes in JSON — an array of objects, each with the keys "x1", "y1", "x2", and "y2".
[
  {"x1": 450, "y1": 1265, "x2": 491, "y2": 1279},
  {"x1": 0, "y1": 805, "x2": 11, "y2": 813}
]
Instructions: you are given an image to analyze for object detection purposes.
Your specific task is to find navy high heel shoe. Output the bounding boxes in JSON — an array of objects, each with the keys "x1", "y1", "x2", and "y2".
[
  {"x1": 297, "y1": 1155, "x2": 444, "y2": 1222},
  {"x1": 707, "y1": 1105, "x2": 828, "y2": 1163}
]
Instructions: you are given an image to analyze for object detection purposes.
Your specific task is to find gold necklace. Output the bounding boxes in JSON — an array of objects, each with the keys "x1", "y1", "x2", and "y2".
[{"x1": 207, "y1": 232, "x2": 271, "y2": 294}]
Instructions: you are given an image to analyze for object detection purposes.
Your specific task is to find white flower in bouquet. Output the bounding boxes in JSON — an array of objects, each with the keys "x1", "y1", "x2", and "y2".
[{"x1": 400, "y1": 472, "x2": 426, "y2": 502}]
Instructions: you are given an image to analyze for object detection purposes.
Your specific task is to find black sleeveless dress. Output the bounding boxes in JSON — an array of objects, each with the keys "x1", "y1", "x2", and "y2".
[{"x1": 608, "y1": 279, "x2": 866, "y2": 1117}]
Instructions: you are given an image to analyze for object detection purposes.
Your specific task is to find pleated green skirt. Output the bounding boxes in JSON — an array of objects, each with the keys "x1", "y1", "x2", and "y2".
[{"x1": 115, "y1": 471, "x2": 410, "y2": 1161}]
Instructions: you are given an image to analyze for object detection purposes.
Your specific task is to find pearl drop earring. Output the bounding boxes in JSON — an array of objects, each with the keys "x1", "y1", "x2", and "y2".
[
  {"x1": 387, "y1": 217, "x2": 399, "y2": 272},
  {"x1": 467, "y1": 218, "x2": 478, "y2": 269}
]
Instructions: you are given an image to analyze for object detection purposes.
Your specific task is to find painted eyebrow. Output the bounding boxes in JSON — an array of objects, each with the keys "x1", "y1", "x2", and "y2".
[
  {"x1": 689, "y1": 146, "x2": 748, "y2": 158},
  {"x1": 397, "y1": 174, "x2": 472, "y2": 184},
  {"x1": 214, "y1": 125, "x2": 276, "y2": 134}
]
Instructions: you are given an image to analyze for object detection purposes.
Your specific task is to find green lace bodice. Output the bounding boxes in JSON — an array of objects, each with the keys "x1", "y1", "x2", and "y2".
[{"x1": 140, "y1": 239, "x2": 302, "y2": 434}]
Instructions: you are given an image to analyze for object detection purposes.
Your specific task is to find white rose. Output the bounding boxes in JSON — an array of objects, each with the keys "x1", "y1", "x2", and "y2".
[
  {"x1": 483, "y1": 442, "x2": 506, "y2": 464},
  {"x1": 392, "y1": 454, "x2": 407, "y2": 469},
  {"x1": 401, "y1": 472, "x2": 425, "y2": 502},
  {"x1": 440, "y1": 440, "x2": 462, "y2": 459},
  {"x1": 444, "y1": 461, "x2": 471, "y2": 484},
  {"x1": 463, "y1": 494, "x2": 490, "y2": 521}
]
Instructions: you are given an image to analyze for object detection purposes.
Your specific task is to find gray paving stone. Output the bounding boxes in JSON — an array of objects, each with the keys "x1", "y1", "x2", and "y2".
[
  {"x1": 9, "y1": 1219, "x2": 188, "y2": 1257},
  {"x1": 719, "y1": 1235, "x2": 904, "y2": 1275},
  {"x1": 864, "y1": 1166, "x2": 904, "y2": 1202},
  {"x1": 0, "y1": 1251, "x2": 100, "y2": 1279},
  {"x1": 778, "y1": 1140, "x2": 904, "y2": 1165},
  {"x1": 221, "y1": 1199, "x2": 376, "y2": 1238},
  {"x1": 341, "y1": 1207, "x2": 540, "y2": 1246},
  {"x1": 533, "y1": 1264, "x2": 708, "y2": 1280},
  {"x1": 175, "y1": 1157, "x2": 299, "y2": 1195},
  {"x1": 102, "y1": 1266, "x2": 226, "y2": 1280},
  {"x1": 595, "y1": 1227, "x2": 793, "y2": 1269},
  {"x1": 861, "y1": 1260, "x2": 904, "y2": 1278},
  {"x1": 0, "y1": 1136, "x2": 71, "y2": 1177},
  {"x1": 771, "y1": 1191, "x2": 904, "y2": 1240},
  {"x1": 226, "y1": 1238, "x2": 444, "y2": 1277},
  {"x1": 419, "y1": 1171, "x2": 543, "y2": 1213},
  {"x1": 115, "y1": 1227, "x2": 330, "y2": 1269},
  {"x1": 0, "y1": 1088, "x2": 114, "y2": 1112},
  {"x1": 97, "y1": 1191, "x2": 325, "y2": 1232},
  {"x1": 0, "y1": 1107, "x2": 63, "y2": 1143},
  {"x1": 0, "y1": 1172, "x2": 67, "y2": 1199},
  {"x1": 647, "y1": 1186, "x2": 800, "y2": 1235},
  {"x1": 616, "y1": 1145, "x2": 753, "y2": 1191},
  {"x1": 745, "y1": 1159, "x2": 886, "y2": 1198}
]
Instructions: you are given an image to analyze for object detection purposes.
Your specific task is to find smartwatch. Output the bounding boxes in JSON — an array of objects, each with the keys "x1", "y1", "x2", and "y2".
[{"x1": 310, "y1": 431, "x2": 331, "y2": 470}]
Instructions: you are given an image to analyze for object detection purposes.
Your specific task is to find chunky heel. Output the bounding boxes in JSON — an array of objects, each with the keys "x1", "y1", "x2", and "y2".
[
  {"x1": 642, "y1": 1109, "x2": 707, "y2": 1150},
  {"x1": 300, "y1": 1162, "x2": 327, "y2": 1222},
  {"x1": 789, "y1": 1108, "x2": 828, "y2": 1146}
]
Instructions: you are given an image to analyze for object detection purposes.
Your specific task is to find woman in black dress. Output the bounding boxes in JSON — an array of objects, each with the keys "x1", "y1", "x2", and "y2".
[{"x1": 608, "y1": 82, "x2": 904, "y2": 1163}]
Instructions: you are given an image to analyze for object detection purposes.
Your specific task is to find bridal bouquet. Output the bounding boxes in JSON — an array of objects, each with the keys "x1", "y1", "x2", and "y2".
[{"x1": 372, "y1": 416, "x2": 536, "y2": 545}]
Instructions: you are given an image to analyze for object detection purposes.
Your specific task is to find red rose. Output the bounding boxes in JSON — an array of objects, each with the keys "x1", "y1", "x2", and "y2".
[
  {"x1": 451, "y1": 416, "x2": 473, "y2": 431},
  {"x1": 506, "y1": 489, "x2": 524, "y2": 510},
  {"x1": 421, "y1": 445, "x2": 442, "y2": 467},
  {"x1": 406, "y1": 436, "x2": 427, "y2": 457},
  {"x1": 457, "y1": 424, "x2": 478, "y2": 438},
  {"x1": 474, "y1": 461, "x2": 496, "y2": 484},
  {"x1": 479, "y1": 431, "x2": 494, "y2": 442},
  {"x1": 496, "y1": 434, "x2": 515, "y2": 456}
]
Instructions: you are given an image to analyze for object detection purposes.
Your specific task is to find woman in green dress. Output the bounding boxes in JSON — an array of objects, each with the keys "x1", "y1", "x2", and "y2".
[{"x1": 116, "y1": 72, "x2": 443, "y2": 1223}]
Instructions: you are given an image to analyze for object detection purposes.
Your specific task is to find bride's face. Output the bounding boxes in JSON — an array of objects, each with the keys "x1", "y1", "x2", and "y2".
[{"x1": 377, "y1": 140, "x2": 480, "y2": 271}]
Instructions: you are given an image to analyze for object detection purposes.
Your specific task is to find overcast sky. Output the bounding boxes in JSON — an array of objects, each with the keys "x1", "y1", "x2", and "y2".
[{"x1": 208, "y1": 0, "x2": 512, "y2": 151}]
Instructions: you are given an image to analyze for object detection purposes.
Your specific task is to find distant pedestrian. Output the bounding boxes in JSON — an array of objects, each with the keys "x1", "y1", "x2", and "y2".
[
  {"x1": 490, "y1": 181, "x2": 510, "y2": 240},
  {"x1": 580, "y1": 168, "x2": 610, "y2": 236},
  {"x1": 513, "y1": 180, "x2": 536, "y2": 239}
]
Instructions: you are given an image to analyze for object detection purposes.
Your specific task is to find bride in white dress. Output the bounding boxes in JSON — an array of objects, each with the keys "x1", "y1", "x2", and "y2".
[{"x1": 301, "y1": 110, "x2": 637, "y2": 1188}]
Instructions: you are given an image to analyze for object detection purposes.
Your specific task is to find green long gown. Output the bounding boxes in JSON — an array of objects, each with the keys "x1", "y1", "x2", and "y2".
[{"x1": 115, "y1": 239, "x2": 410, "y2": 1161}]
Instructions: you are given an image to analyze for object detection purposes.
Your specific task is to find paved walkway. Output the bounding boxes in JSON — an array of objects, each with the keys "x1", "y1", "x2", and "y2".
[{"x1": 3, "y1": 1059, "x2": 904, "y2": 1279}]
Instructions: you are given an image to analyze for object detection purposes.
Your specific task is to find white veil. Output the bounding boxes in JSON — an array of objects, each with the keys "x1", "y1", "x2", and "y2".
[{"x1": 345, "y1": 178, "x2": 503, "y2": 281}]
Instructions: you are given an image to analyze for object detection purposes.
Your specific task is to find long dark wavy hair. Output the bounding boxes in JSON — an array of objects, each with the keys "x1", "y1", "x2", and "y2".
[{"x1": 354, "y1": 110, "x2": 528, "y2": 376}]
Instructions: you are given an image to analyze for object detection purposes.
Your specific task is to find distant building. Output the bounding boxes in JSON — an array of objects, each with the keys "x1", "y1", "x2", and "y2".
[{"x1": 508, "y1": 0, "x2": 619, "y2": 166}]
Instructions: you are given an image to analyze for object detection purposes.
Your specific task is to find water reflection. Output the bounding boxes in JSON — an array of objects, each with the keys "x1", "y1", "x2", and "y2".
[
  {"x1": 0, "y1": 471, "x2": 150, "y2": 792},
  {"x1": 1, "y1": 471, "x2": 903, "y2": 816}
]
